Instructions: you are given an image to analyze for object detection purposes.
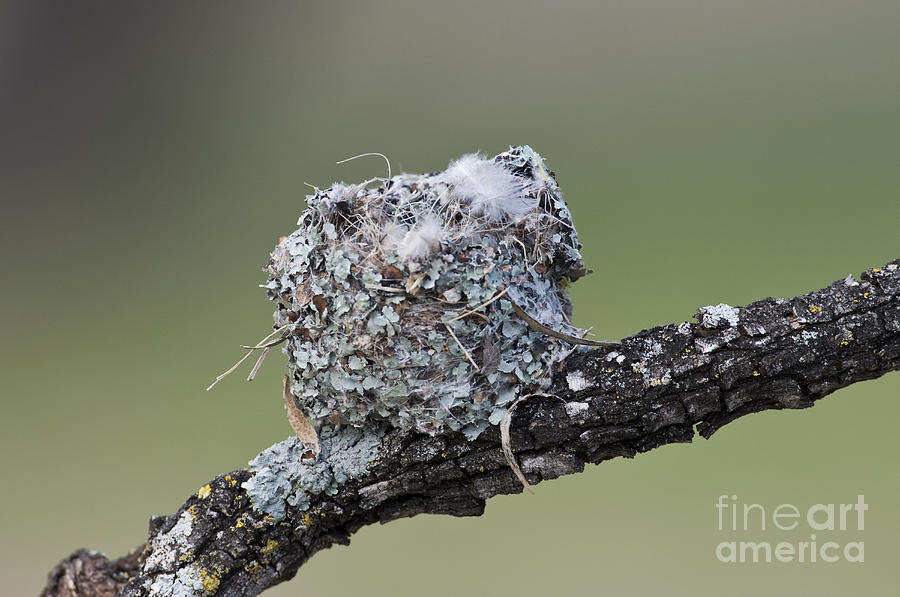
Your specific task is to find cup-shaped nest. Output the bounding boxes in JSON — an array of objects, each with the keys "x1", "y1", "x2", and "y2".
[{"x1": 264, "y1": 146, "x2": 591, "y2": 439}]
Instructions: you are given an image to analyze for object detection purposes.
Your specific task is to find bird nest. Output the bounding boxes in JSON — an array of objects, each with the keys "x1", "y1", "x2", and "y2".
[{"x1": 261, "y1": 146, "x2": 593, "y2": 440}]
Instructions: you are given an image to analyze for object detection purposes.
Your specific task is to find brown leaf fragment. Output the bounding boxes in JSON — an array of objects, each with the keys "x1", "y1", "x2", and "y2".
[
  {"x1": 312, "y1": 294, "x2": 328, "y2": 323},
  {"x1": 296, "y1": 282, "x2": 313, "y2": 307},
  {"x1": 282, "y1": 374, "x2": 320, "y2": 457},
  {"x1": 382, "y1": 264, "x2": 403, "y2": 280}
]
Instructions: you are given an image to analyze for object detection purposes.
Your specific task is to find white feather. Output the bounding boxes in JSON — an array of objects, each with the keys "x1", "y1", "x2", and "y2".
[
  {"x1": 379, "y1": 222, "x2": 407, "y2": 253},
  {"x1": 396, "y1": 214, "x2": 443, "y2": 262},
  {"x1": 441, "y1": 153, "x2": 537, "y2": 221}
]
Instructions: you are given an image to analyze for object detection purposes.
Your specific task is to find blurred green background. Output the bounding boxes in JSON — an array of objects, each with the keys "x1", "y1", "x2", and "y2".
[{"x1": 2, "y1": 1, "x2": 898, "y2": 595}]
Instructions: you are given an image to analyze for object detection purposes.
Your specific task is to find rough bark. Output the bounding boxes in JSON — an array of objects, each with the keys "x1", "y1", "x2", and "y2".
[{"x1": 42, "y1": 260, "x2": 900, "y2": 597}]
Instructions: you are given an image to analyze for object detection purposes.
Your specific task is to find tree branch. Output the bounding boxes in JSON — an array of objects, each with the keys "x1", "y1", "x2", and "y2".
[{"x1": 42, "y1": 260, "x2": 900, "y2": 597}]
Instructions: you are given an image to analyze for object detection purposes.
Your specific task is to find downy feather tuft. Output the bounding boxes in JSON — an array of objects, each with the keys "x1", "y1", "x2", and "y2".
[
  {"x1": 396, "y1": 213, "x2": 443, "y2": 262},
  {"x1": 441, "y1": 153, "x2": 537, "y2": 221}
]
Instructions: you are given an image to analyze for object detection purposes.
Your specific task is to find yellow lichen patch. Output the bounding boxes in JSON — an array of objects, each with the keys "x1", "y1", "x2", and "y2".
[
  {"x1": 841, "y1": 341, "x2": 850, "y2": 346},
  {"x1": 244, "y1": 561, "x2": 260, "y2": 575},
  {"x1": 224, "y1": 475, "x2": 237, "y2": 488},
  {"x1": 197, "y1": 484, "x2": 212, "y2": 499},
  {"x1": 808, "y1": 305, "x2": 823, "y2": 314},
  {"x1": 261, "y1": 539, "x2": 278, "y2": 556},
  {"x1": 863, "y1": 292, "x2": 870, "y2": 298},
  {"x1": 872, "y1": 268, "x2": 881, "y2": 273},
  {"x1": 187, "y1": 504, "x2": 199, "y2": 521},
  {"x1": 752, "y1": 371, "x2": 760, "y2": 377},
  {"x1": 199, "y1": 568, "x2": 221, "y2": 594},
  {"x1": 299, "y1": 512, "x2": 313, "y2": 527}
]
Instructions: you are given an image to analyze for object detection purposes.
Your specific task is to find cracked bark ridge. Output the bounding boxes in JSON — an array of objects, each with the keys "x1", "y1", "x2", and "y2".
[{"x1": 42, "y1": 260, "x2": 900, "y2": 597}]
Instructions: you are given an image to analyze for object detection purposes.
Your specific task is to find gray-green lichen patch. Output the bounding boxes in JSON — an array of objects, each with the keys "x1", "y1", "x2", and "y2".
[
  {"x1": 146, "y1": 566, "x2": 206, "y2": 597},
  {"x1": 143, "y1": 510, "x2": 195, "y2": 573},
  {"x1": 243, "y1": 425, "x2": 385, "y2": 520},
  {"x1": 142, "y1": 510, "x2": 211, "y2": 596},
  {"x1": 698, "y1": 303, "x2": 740, "y2": 329},
  {"x1": 565, "y1": 370, "x2": 589, "y2": 391},
  {"x1": 263, "y1": 145, "x2": 592, "y2": 440}
]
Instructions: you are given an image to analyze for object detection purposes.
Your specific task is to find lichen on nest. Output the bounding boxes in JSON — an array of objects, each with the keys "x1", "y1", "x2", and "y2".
[{"x1": 263, "y1": 145, "x2": 592, "y2": 440}]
